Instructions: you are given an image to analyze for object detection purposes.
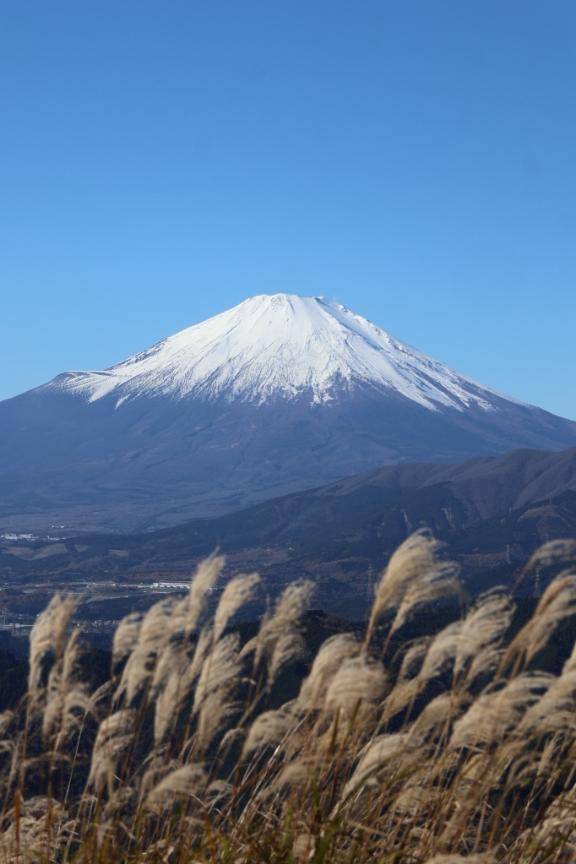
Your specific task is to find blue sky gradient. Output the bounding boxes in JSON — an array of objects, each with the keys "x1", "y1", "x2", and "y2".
[{"x1": 1, "y1": 1, "x2": 575, "y2": 417}]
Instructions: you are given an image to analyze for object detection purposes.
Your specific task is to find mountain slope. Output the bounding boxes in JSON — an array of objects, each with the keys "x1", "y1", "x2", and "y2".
[
  {"x1": 41, "y1": 294, "x2": 510, "y2": 410},
  {"x1": 3, "y1": 447, "x2": 576, "y2": 613},
  {"x1": 1, "y1": 294, "x2": 575, "y2": 533}
]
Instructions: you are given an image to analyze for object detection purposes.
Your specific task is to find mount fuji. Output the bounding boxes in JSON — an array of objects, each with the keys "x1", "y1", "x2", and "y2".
[{"x1": 1, "y1": 293, "x2": 575, "y2": 532}]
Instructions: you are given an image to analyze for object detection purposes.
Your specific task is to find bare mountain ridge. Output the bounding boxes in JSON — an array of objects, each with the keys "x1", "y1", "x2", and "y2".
[{"x1": 3, "y1": 447, "x2": 576, "y2": 614}]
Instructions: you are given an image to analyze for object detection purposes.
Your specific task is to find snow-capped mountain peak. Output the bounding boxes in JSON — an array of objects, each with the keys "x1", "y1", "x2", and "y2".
[
  {"x1": 45, "y1": 293, "x2": 502, "y2": 411},
  {"x1": 5, "y1": 293, "x2": 576, "y2": 533}
]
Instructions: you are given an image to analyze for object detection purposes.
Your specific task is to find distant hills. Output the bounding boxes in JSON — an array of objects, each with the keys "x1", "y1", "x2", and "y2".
[
  {"x1": 3, "y1": 446, "x2": 575, "y2": 615},
  {"x1": 1, "y1": 293, "x2": 576, "y2": 534}
]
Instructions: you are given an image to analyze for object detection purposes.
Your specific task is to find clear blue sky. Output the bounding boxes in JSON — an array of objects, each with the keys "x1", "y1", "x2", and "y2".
[{"x1": 1, "y1": 1, "x2": 575, "y2": 418}]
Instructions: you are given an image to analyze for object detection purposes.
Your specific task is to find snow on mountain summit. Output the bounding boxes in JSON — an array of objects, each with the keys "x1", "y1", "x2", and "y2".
[
  {"x1": 45, "y1": 293, "x2": 501, "y2": 411},
  {"x1": 6, "y1": 292, "x2": 576, "y2": 533}
]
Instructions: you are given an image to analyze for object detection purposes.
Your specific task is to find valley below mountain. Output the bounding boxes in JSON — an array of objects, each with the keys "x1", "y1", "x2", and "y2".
[{"x1": 2, "y1": 446, "x2": 575, "y2": 623}]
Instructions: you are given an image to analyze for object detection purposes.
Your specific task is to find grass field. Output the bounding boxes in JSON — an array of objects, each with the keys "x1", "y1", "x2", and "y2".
[{"x1": 0, "y1": 531, "x2": 576, "y2": 863}]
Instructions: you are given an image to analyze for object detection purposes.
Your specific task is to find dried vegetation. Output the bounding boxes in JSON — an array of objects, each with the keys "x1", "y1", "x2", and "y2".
[{"x1": 0, "y1": 530, "x2": 574, "y2": 862}]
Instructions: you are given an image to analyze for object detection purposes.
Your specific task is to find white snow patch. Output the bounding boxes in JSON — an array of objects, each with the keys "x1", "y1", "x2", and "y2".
[{"x1": 43, "y1": 294, "x2": 518, "y2": 412}]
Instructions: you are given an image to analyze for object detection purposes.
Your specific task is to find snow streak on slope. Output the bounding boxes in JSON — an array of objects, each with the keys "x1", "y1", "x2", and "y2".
[{"x1": 43, "y1": 294, "x2": 510, "y2": 412}]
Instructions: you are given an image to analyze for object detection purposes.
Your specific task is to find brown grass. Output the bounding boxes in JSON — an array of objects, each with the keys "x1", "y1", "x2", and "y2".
[{"x1": 0, "y1": 535, "x2": 575, "y2": 862}]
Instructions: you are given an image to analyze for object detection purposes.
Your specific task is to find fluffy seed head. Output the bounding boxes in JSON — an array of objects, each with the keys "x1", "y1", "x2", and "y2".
[
  {"x1": 28, "y1": 595, "x2": 77, "y2": 698},
  {"x1": 112, "y1": 612, "x2": 143, "y2": 670},
  {"x1": 251, "y1": 580, "x2": 314, "y2": 686},
  {"x1": 183, "y1": 553, "x2": 225, "y2": 634},
  {"x1": 87, "y1": 709, "x2": 135, "y2": 795},
  {"x1": 193, "y1": 633, "x2": 241, "y2": 753},
  {"x1": 450, "y1": 673, "x2": 553, "y2": 751},
  {"x1": 367, "y1": 531, "x2": 459, "y2": 643},
  {"x1": 324, "y1": 655, "x2": 387, "y2": 716},
  {"x1": 454, "y1": 590, "x2": 514, "y2": 686},
  {"x1": 146, "y1": 764, "x2": 208, "y2": 811},
  {"x1": 242, "y1": 708, "x2": 294, "y2": 757},
  {"x1": 214, "y1": 572, "x2": 260, "y2": 642},
  {"x1": 503, "y1": 574, "x2": 576, "y2": 669},
  {"x1": 298, "y1": 634, "x2": 361, "y2": 710}
]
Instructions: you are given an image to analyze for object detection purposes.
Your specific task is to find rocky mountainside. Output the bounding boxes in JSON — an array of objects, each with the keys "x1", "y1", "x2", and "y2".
[{"x1": 1, "y1": 294, "x2": 576, "y2": 532}]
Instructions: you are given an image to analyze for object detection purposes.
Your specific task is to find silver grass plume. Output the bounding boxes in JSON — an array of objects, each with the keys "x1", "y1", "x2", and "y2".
[
  {"x1": 381, "y1": 623, "x2": 462, "y2": 724},
  {"x1": 54, "y1": 689, "x2": 95, "y2": 754},
  {"x1": 0, "y1": 710, "x2": 14, "y2": 738},
  {"x1": 511, "y1": 793, "x2": 576, "y2": 862},
  {"x1": 519, "y1": 667, "x2": 576, "y2": 740},
  {"x1": 503, "y1": 574, "x2": 576, "y2": 670},
  {"x1": 339, "y1": 733, "x2": 412, "y2": 803},
  {"x1": 143, "y1": 556, "x2": 225, "y2": 738},
  {"x1": 242, "y1": 707, "x2": 295, "y2": 757},
  {"x1": 397, "y1": 637, "x2": 432, "y2": 682},
  {"x1": 139, "y1": 755, "x2": 182, "y2": 800},
  {"x1": 87, "y1": 709, "x2": 135, "y2": 795},
  {"x1": 298, "y1": 633, "x2": 361, "y2": 710},
  {"x1": 28, "y1": 594, "x2": 77, "y2": 700},
  {"x1": 145, "y1": 764, "x2": 208, "y2": 811},
  {"x1": 112, "y1": 612, "x2": 143, "y2": 671},
  {"x1": 391, "y1": 783, "x2": 443, "y2": 821},
  {"x1": 265, "y1": 759, "x2": 310, "y2": 797},
  {"x1": 213, "y1": 572, "x2": 260, "y2": 642},
  {"x1": 523, "y1": 538, "x2": 576, "y2": 575},
  {"x1": 390, "y1": 553, "x2": 461, "y2": 636},
  {"x1": 381, "y1": 677, "x2": 421, "y2": 725},
  {"x1": 140, "y1": 759, "x2": 230, "y2": 817},
  {"x1": 419, "y1": 621, "x2": 463, "y2": 681},
  {"x1": 366, "y1": 530, "x2": 457, "y2": 644},
  {"x1": 180, "y1": 553, "x2": 225, "y2": 635},
  {"x1": 268, "y1": 632, "x2": 306, "y2": 688},
  {"x1": 408, "y1": 691, "x2": 469, "y2": 745},
  {"x1": 0, "y1": 796, "x2": 72, "y2": 864},
  {"x1": 450, "y1": 673, "x2": 553, "y2": 751},
  {"x1": 249, "y1": 580, "x2": 314, "y2": 687},
  {"x1": 193, "y1": 633, "x2": 241, "y2": 753},
  {"x1": 116, "y1": 555, "x2": 223, "y2": 707},
  {"x1": 149, "y1": 624, "x2": 213, "y2": 747},
  {"x1": 563, "y1": 635, "x2": 576, "y2": 674},
  {"x1": 115, "y1": 598, "x2": 176, "y2": 706},
  {"x1": 152, "y1": 639, "x2": 190, "y2": 745},
  {"x1": 324, "y1": 655, "x2": 387, "y2": 717},
  {"x1": 150, "y1": 635, "x2": 187, "y2": 700},
  {"x1": 42, "y1": 627, "x2": 93, "y2": 745},
  {"x1": 184, "y1": 625, "x2": 215, "y2": 690},
  {"x1": 154, "y1": 625, "x2": 216, "y2": 746},
  {"x1": 454, "y1": 590, "x2": 515, "y2": 687}
]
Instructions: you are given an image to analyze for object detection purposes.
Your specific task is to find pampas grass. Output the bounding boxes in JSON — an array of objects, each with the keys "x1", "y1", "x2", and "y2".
[
  {"x1": 1, "y1": 534, "x2": 576, "y2": 862},
  {"x1": 366, "y1": 530, "x2": 455, "y2": 644},
  {"x1": 248, "y1": 579, "x2": 314, "y2": 688},
  {"x1": 454, "y1": 590, "x2": 514, "y2": 687},
  {"x1": 298, "y1": 633, "x2": 360, "y2": 710},
  {"x1": 28, "y1": 594, "x2": 77, "y2": 700},
  {"x1": 503, "y1": 574, "x2": 576, "y2": 669},
  {"x1": 242, "y1": 708, "x2": 294, "y2": 757},
  {"x1": 214, "y1": 571, "x2": 260, "y2": 642},
  {"x1": 145, "y1": 763, "x2": 207, "y2": 811},
  {"x1": 193, "y1": 632, "x2": 241, "y2": 753},
  {"x1": 324, "y1": 655, "x2": 387, "y2": 716}
]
